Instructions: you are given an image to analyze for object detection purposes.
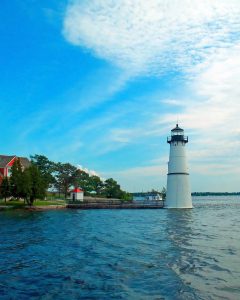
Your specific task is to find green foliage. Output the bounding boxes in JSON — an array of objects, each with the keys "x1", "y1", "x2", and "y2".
[
  {"x1": 119, "y1": 191, "x2": 133, "y2": 201},
  {"x1": 161, "y1": 187, "x2": 167, "y2": 200},
  {"x1": 54, "y1": 163, "x2": 77, "y2": 198},
  {"x1": 72, "y1": 169, "x2": 91, "y2": 194},
  {"x1": 0, "y1": 177, "x2": 10, "y2": 203},
  {"x1": 20, "y1": 169, "x2": 32, "y2": 202},
  {"x1": 30, "y1": 154, "x2": 56, "y2": 189},
  {"x1": 10, "y1": 159, "x2": 23, "y2": 199},
  {"x1": 1, "y1": 154, "x2": 130, "y2": 203},
  {"x1": 1, "y1": 160, "x2": 46, "y2": 205},
  {"x1": 90, "y1": 175, "x2": 104, "y2": 195},
  {"x1": 104, "y1": 178, "x2": 122, "y2": 198},
  {"x1": 27, "y1": 164, "x2": 46, "y2": 205}
]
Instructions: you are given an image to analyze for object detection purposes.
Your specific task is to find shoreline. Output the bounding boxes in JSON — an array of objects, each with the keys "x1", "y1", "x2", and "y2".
[
  {"x1": 0, "y1": 205, "x2": 67, "y2": 211},
  {"x1": 0, "y1": 201, "x2": 164, "y2": 211},
  {"x1": 0, "y1": 197, "x2": 164, "y2": 211},
  {"x1": 67, "y1": 203, "x2": 164, "y2": 209}
]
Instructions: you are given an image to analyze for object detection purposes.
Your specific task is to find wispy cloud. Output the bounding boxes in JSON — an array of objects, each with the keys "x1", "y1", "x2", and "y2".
[
  {"x1": 156, "y1": 44, "x2": 240, "y2": 176},
  {"x1": 77, "y1": 164, "x2": 103, "y2": 179},
  {"x1": 96, "y1": 44, "x2": 240, "y2": 189},
  {"x1": 63, "y1": 0, "x2": 240, "y2": 75},
  {"x1": 61, "y1": 0, "x2": 240, "y2": 191}
]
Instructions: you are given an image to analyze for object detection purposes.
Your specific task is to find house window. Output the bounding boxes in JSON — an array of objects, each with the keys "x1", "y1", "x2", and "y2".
[{"x1": 7, "y1": 167, "x2": 12, "y2": 177}]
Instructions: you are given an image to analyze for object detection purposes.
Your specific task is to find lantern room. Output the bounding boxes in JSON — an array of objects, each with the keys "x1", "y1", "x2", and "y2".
[{"x1": 167, "y1": 124, "x2": 188, "y2": 143}]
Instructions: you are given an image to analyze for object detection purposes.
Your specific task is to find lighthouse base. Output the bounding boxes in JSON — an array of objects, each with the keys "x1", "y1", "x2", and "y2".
[{"x1": 165, "y1": 174, "x2": 192, "y2": 209}]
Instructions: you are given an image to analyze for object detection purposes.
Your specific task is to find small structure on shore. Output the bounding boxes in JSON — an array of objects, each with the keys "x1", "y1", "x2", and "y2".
[
  {"x1": 132, "y1": 192, "x2": 162, "y2": 202},
  {"x1": 70, "y1": 188, "x2": 84, "y2": 202},
  {"x1": 166, "y1": 124, "x2": 192, "y2": 208}
]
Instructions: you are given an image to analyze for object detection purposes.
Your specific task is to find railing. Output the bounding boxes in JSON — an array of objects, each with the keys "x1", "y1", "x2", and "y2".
[{"x1": 167, "y1": 136, "x2": 188, "y2": 143}]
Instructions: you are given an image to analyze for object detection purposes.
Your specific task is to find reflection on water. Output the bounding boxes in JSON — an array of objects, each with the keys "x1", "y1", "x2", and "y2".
[{"x1": 0, "y1": 197, "x2": 240, "y2": 299}]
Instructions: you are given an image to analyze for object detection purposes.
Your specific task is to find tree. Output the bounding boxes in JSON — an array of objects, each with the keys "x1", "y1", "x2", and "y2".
[
  {"x1": 27, "y1": 164, "x2": 45, "y2": 205},
  {"x1": 0, "y1": 177, "x2": 10, "y2": 203},
  {"x1": 55, "y1": 163, "x2": 77, "y2": 198},
  {"x1": 90, "y1": 175, "x2": 104, "y2": 195},
  {"x1": 20, "y1": 169, "x2": 32, "y2": 204},
  {"x1": 72, "y1": 169, "x2": 91, "y2": 194},
  {"x1": 120, "y1": 191, "x2": 133, "y2": 202},
  {"x1": 10, "y1": 159, "x2": 23, "y2": 199},
  {"x1": 104, "y1": 178, "x2": 122, "y2": 199},
  {"x1": 29, "y1": 154, "x2": 132, "y2": 201},
  {"x1": 161, "y1": 187, "x2": 167, "y2": 200},
  {"x1": 30, "y1": 154, "x2": 56, "y2": 189}
]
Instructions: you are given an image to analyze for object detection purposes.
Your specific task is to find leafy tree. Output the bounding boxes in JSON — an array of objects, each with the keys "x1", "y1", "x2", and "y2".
[
  {"x1": 20, "y1": 169, "x2": 32, "y2": 204},
  {"x1": 55, "y1": 163, "x2": 77, "y2": 198},
  {"x1": 104, "y1": 178, "x2": 122, "y2": 198},
  {"x1": 0, "y1": 177, "x2": 10, "y2": 203},
  {"x1": 10, "y1": 159, "x2": 23, "y2": 199},
  {"x1": 30, "y1": 154, "x2": 56, "y2": 189},
  {"x1": 72, "y1": 169, "x2": 91, "y2": 194},
  {"x1": 161, "y1": 187, "x2": 167, "y2": 200},
  {"x1": 27, "y1": 164, "x2": 45, "y2": 205},
  {"x1": 90, "y1": 175, "x2": 104, "y2": 195},
  {"x1": 29, "y1": 154, "x2": 132, "y2": 201},
  {"x1": 119, "y1": 191, "x2": 133, "y2": 202}
]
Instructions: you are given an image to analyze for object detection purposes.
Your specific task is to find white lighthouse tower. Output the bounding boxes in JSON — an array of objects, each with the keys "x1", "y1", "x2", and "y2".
[{"x1": 165, "y1": 124, "x2": 192, "y2": 208}]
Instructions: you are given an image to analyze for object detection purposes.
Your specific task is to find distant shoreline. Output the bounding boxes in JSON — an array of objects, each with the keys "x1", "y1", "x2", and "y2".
[{"x1": 192, "y1": 193, "x2": 240, "y2": 196}]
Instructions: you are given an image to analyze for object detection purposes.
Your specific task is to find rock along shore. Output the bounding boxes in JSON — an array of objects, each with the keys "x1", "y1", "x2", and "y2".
[{"x1": 0, "y1": 198, "x2": 164, "y2": 211}]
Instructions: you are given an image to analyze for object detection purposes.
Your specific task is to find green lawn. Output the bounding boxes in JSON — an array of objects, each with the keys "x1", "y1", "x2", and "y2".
[
  {"x1": 34, "y1": 200, "x2": 66, "y2": 206},
  {"x1": 0, "y1": 199, "x2": 66, "y2": 208}
]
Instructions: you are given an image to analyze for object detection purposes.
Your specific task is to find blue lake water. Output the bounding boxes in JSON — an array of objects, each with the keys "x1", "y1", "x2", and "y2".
[{"x1": 0, "y1": 196, "x2": 240, "y2": 299}]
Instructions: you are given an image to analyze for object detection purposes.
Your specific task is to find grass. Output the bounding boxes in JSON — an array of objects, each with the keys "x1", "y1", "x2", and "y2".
[
  {"x1": 0, "y1": 198, "x2": 66, "y2": 209},
  {"x1": 34, "y1": 200, "x2": 66, "y2": 206},
  {"x1": 0, "y1": 200, "x2": 26, "y2": 208}
]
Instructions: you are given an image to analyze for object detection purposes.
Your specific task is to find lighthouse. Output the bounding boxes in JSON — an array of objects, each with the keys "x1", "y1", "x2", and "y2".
[{"x1": 165, "y1": 124, "x2": 192, "y2": 208}]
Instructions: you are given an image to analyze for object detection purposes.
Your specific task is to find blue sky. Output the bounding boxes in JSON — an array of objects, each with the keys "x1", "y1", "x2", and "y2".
[{"x1": 1, "y1": 0, "x2": 240, "y2": 192}]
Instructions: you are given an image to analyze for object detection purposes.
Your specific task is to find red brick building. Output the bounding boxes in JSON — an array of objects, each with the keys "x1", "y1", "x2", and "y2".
[{"x1": 0, "y1": 155, "x2": 30, "y2": 183}]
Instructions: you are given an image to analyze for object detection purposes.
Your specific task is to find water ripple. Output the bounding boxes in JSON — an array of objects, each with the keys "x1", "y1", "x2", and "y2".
[{"x1": 0, "y1": 197, "x2": 240, "y2": 299}]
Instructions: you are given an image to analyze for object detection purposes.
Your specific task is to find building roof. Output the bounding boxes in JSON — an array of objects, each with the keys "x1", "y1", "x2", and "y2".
[
  {"x1": 171, "y1": 124, "x2": 183, "y2": 132},
  {"x1": 0, "y1": 155, "x2": 31, "y2": 168},
  {"x1": 0, "y1": 155, "x2": 15, "y2": 167},
  {"x1": 19, "y1": 157, "x2": 31, "y2": 168},
  {"x1": 72, "y1": 188, "x2": 83, "y2": 193}
]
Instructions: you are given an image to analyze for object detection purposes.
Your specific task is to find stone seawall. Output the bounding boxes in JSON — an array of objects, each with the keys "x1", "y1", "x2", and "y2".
[
  {"x1": 68, "y1": 197, "x2": 164, "y2": 209},
  {"x1": 82, "y1": 197, "x2": 123, "y2": 204},
  {"x1": 67, "y1": 203, "x2": 164, "y2": 209}
]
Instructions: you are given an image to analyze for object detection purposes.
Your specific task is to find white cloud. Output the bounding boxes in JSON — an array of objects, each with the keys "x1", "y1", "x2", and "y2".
[
  {"x1": 158, "y1": 44, "x2": 240, "y2": 176},
  {"x1": 77, "y1": 164, "x2": 104, "y2": 179},
  {"x1": 161, "y1": 99, "x2": 188, "y2": 107},
  {"x1": 62, "y1": 0, "x2": 240, "y2": 191},
  {"x1": 97, "y1": 44, "x2": 240, "y2": 189},
  {"x1": 63, "y1": 0, "x2": 240, "y2": 75}
]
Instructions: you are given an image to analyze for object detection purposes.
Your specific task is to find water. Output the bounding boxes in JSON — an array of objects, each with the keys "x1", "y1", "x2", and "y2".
[{"x1": 0, "y1": 196, "x2": 240, "y2": 299}]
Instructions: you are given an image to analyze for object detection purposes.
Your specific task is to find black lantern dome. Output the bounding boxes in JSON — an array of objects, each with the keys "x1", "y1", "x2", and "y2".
[{"x1": 167, "y1": 124, "x2": 188, "y2": 143}]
